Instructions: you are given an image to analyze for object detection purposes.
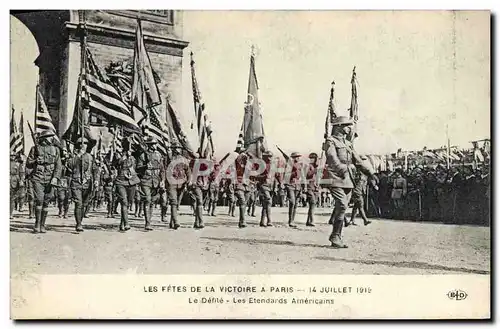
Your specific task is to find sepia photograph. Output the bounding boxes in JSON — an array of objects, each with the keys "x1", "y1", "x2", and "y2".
[{"x1": 9, "y1": 9, "x2": 490, "y2": 319}]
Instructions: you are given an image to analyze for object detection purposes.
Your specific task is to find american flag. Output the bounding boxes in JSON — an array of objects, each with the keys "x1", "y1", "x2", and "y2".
[
  {"x1": 190, "y1": 52, "x2": 215, "y2": 159},
  {"x1": 348, "y1": 66, "x2": 358, "y2": 141},
  {"x1": 140, "y1": 107, "x2": 169, "y2": 155},
  {"x1": 18, "y1": 111, "x2": 25, "y2": 155},
  {"x1": 324, "y1": 81, "x2": 337, "y2": 139},
  {"x1": 10, "y1": 107, "x2": 23, "y2": 155},
  {"x1": 35, "y1": 86, "x2": 59, "y2": 143},
  {"x1": 84, "y1": 48, "x2": 139, "y2": 131},
  {"x1": 130, "y1": 19, "x2": 161, "y2": 122}
]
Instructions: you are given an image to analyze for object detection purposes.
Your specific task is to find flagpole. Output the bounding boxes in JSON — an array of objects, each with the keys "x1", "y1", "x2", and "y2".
[{"x1": 446, "y1": 124, "x2": 450, "y2": 170}]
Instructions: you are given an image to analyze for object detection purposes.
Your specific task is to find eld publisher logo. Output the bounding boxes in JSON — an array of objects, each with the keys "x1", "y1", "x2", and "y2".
[{"x1": 447, "y1": 290, "x2": 468, "y2": 301}]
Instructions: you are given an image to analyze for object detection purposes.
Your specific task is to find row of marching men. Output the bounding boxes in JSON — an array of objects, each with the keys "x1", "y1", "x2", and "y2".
[
  {"x1": 11, "y1": 115, "x2": 377, "y2": 249},
  {"x1": 10, "y1": 129, "x2": 327, "y2": 234}
]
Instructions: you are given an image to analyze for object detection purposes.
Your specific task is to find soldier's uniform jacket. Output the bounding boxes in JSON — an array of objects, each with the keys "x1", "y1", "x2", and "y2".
[
  {"x1": 166, "y1": 154, "x2": 190, "y2": 187},
  {"x1": 234, "y1": 154, "x2": 248, "y2": 191},
  {"x1": 306, "y1": 164, "x2": 320, "y2": 193},
  {"x1": 136, "y1": 150, "x2": 165, "y2": 188},
  {"x1": 286, "y1": 161, "x2": 303, "y2": 190},
  {"x1": 324, "y1": 135, "x2": 373, "y2": 189},
  {"x1": 59, "y1": 157, "x2": 71, "y2": 190},
  {"x1": 26, "y1": 145, "x2": 62, "y2": 185},
  {"x1": 112, "y1": 153, "x2": 140, "y2": 186},
  {"x1": 101, "y1": 162, "x2": 115, "y2": 189},
  {"x1": 67, "y1": 152, "x2": 99, "y2": 188},
  {"x1": 10, "y1": 159, "x2": 25, "y2": 189},
  {"x1": 256, "y1": 161, "x2": 280, "y2": 191}
]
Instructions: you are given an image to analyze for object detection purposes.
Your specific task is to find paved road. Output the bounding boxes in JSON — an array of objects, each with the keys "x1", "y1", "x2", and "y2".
[{"x1": 10, "y1": 206, "x2": 490, "y2": 275}]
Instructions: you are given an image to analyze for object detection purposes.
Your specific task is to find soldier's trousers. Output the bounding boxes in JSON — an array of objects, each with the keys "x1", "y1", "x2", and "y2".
[
  {"x1": 307, "y1": 191, "x2": 318, "y2": 225},
  {"x1": 161, "y1": 184, "x2": 183, "y2": 227},
  {"x1": 139, "y1": 184, "x2": 161, "y2": 228},
  {"x1": 245, "y1": 192, "x2": 256, "y2": 216},
  {"x1": 104, "y1": 186, "x2": 113, "y2": 216},
  {"x1": 192, "y1": 186, "x2": 204, "y2": 227},
  {"x1": 71, "y1": 184, "x2": 93, "y2": 227},
  {"x1": 259, "y1": 187, "x2": 272, "y2": 225},
  {"x1": 115, "y1": 184, "x2": 137, "y2": 230},
  {"x1": 57, "y1": 188, "x2": 70, "y2": 217},
  {"x1": 227, "y1": 192, "x2": 235, "y2": 216},
  {"x1": 235, "y1": 189, "x2": 247, "y2": 225},
  {"x1": 286, "y1": 186, "x2": 300, "y2": 224},
  {"x1": 328, "y1": 187, "x2": 352, "y2": 240},
  {"x1": 33, "y1": 181, "x2": 54, "y2": 209},
  {"x1": 208, "y1": 190, "x2": 218, "y2": 215}
]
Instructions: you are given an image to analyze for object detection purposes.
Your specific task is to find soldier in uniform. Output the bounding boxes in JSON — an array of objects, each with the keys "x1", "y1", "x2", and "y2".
[
  {"x1": 285, "y1": 152, "x2": 303, "y2": 228},
  {"x1": 207, "y1": 165, "x2": 220, "y2": 216},
  {"x1": 57, "y1": 147, "x2": 71, "y2": 219},
  {"x1": 225, "y1": 178, "x2": 236, "y2": 217},
  {"x1": 305, "y1": 152, "x2": 320, "y2": 227},
  {"x1": 26, "y1": 130, "x2": 62, "y2": 233},
  {"x1": 234, "y1": 152, "x2": 249, "y2": 228},
  {"x1": 102, "y1": 154, "x2": 116, "y2": 218},
  {"x1": 136, "y1": 137, "x2": 166, "y2": 231},
  {"x1": 15, "y1": 154, "x2": 27, "y2": 213},
  {"x1": 112, "y1": 137, "x2": 141, "y2": 231},
  {"x1": 347, "y1": 156, "x2": 374, "y2": 226},
  {"x1": 66, "y1": 137, "x2": 98, "y2": 232},
  {"x1": 245, "y1": 179, "x2": 257, "y2": 217},
  {"x1": 189, "y1": 155, "x2": 207, "y2": 229},
  {"x1": 162, "y1": 146, "x2": 190, "y2": 228},
  {"x1": 256, "y1": 151, "x2": 276, "y2": 227},
  {"x1": 10, "y1": 152, "x2": 25, "y2": 219},
  {"x1": 323, "y1": 116, "x2": 377, "y2": 248}
]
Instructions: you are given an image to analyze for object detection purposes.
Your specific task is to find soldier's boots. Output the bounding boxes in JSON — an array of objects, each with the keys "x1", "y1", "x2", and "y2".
[
  {"x1": 238, "y1": 205, "x2": 246, "y2": 228},
  {"x1": 288, "y1": 204, "x2": 297, "y2": 228},
  {"x1": 210, "y1": 202, "x2": 216, "y2": 217},
  {"x1": 75, "y1": 207, "x2": 84, "y2": 232},
  {"x1": 33, "y1": 207, "x2": 42, "y2": 234},
  {"x1": 193, "y1": 205, "x2": 204, "y2": 229},
  {"x1": 259, "y1": 206, "x2": 266, "y2": 227},
  {"x1": 306, "y1": 203, "x2": 315, "y2": 227},
  {"x1": 169, "y1": 205, "x2": 180, "y2": 230},
  {"x1": 120, "y1": 204, "x2": 131, "y2": 231},
  {"x1": 63, "y1": 205, "x2": 69, "y2": 219},
  {"x1": 161, "y1": 206, "x2": 168, "y2": 223},
  {"x1": 329, "y1": 220, "x2": 348, "y2": 248},
  {"x1": 58, "y1": 206, "x2": 64, "y2": 218},
  {"x1": 28, "y1": 203, "x2": 34, "y2": 219},
  {"x1": 39, "y1": 209, "x2": 48, "y2": 233},
  {"x1": 145, "y1": 204, "x2": 153, "y2": 231},
  {"x1": 230, "y1": 203, "x2": 236, "y2": 217},
  {"x1": 251, "y1": 204, "x2": 256, "y2": 217}
]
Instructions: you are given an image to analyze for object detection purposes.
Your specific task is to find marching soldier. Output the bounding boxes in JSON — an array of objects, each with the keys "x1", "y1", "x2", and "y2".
[
  {"x1": 225, "y1": 178, "x2": 236, "y2": 217},
  {"x1": 15, "y1": 154, "x2": 27, "y2": 213},
  {"x1": 102, "y1": 153, "x2": 116, "y2": 218},
  {"x1": 136, "y1": 137, "x2": 165, "y2": 231},
  {"x1": 246, "y1": 179, "x2": 257, "y2": 217},
  {"x1": 285, "y1": 152, "x2": 303, "y2": 228},
  {"x1": 26, "y1": 130, "x2": 62, "y2": 233},
  {"x1": 207, "y1": 165, "x2": 220, "y2": 216},
  {"x1": 189, "y1": 155, "x2": 206, "y2": 229},
  {"x1": 57, "y1": 147, "x2": 71, "y2": 219},
  {"x1": 66, "y1": 137, "x2": 98, "y2": 232},
  {"x1": 256, "y1": 151, "x2": 276, "y2": 227},
  {"x1": 323, "y1": 116, "x2": 377, "y2": 248},
  {"x1": 10, "y1": 152, "x2": 25, "y2": 219},
  {"x1": 163, "y1": 146, "x2": 190, "y2": 229},
  {"x1": 347, "y1": 156, "x2": 374, "y2": 226},
  {"x1": 112, "y1": 137, "x2": 141, "y2": 232},
  {"x1": 305, "y1": 152, "x2": 320, "y2": 227},
  {"x1": 234, "y1": 152, "x2": 250, "y2": 228}
]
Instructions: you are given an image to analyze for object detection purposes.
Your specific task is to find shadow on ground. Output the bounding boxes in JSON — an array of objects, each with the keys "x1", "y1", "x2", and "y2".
[{"x1": 203, "y1": 236, "x2": 489, "y2": 275}]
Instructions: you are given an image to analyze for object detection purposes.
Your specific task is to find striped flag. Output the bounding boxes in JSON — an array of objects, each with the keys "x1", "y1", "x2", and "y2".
[
  {"x1": 130, "y1": 19, "x2": 161, "y2": 121},
  {"x1": 324, "y1": 81, "x2": 336, "y2": 139},
  {"x1": 18, "y1": 111, "x2": 25, "y2": 155},
  {"x1": 165, "y1": 98, "x2": 196, "y2": 158},
  {"x1": 140, "y1": 107, "x2": 169, "y2": 155},
  {"x1": 10, "y1": 107, "x2": 23, "y2": 155},
  {"x1": 235, "y1": 123, "x2": 244, "y2": 153},
  {"x1": 35, "y1": 86, "x2": 58, "y2": 139},
  {"x1": 84, "y1": 48, "x2": 140, "y2": 131},
  {"x1": 348, "y1": 66, "x2": 358, "y2": 141},
  {"x1": 190, "y1": 52, "x2": 215, "y2": 159}
]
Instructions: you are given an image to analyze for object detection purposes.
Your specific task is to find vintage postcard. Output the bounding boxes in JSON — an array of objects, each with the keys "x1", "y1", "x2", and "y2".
[{"x1": 9, "y1": 10, "x2": 490, "y2": 319}]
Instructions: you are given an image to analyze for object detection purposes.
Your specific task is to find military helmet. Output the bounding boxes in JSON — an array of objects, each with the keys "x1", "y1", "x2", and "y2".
[
  {"x1": 76, "y1": 137, "x2": 88, "y2": 145},
  {"x1": 360, "y1": 155, "x2": 368, "y2": 160},
  {"x1": 144, "y1": 136, "x2": 157, "y2": 144},
  {"x1": 38, "y1": 130, "x2": 55, "y2": 139},
  {"x1": 263, "y1": 151, "x2": 273, "y2": 158},
  {"x1": 309, "y1": 152, "x2": 318, "y2": 158},
  {"x1": 331, "y1": 116, "x2": 354, "y2": 126},
  {"x1": 290, "y1": 152, "x2": 301, "y2": 158}
]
